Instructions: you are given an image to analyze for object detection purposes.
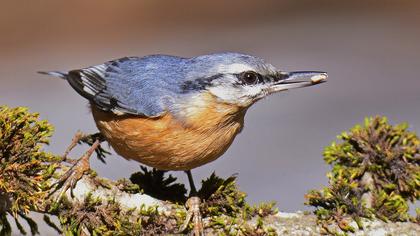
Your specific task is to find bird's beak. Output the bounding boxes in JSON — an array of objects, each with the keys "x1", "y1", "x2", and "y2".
[{"x1": 268, "y1": 71, "x2": 327, "y2": 93}]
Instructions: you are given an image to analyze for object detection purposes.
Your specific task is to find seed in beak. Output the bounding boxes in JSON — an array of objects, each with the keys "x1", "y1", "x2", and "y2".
[{"x1": 310, "y1": 73, "x2": 328, "y2": 84}]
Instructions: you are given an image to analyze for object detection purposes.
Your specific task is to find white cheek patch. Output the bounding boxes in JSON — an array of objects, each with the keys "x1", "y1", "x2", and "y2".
[
  {"x1": 215, "y1": 63, "x2": 254, "y2": 74},
  {"x1": 208, "y1": 84, "x2": 265, "y2": 106},
  {"x1": 243, "y1": 85, "x2": 264, "y2": 97},
  {"x1": 208, "y1": 86, "x2": 239, "y2": 102}
]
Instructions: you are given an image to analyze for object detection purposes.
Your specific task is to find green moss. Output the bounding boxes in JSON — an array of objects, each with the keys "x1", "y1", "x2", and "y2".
[
  {"x1": 0, "y1": 106, "x2": 60, "y2": 235},
  {"x1": 199, "y1": 173, "x2": 247, "y2": 217},
  {"x1": 197, "y1": 173, "x2": 278, "y2": 235},
  {"x1": 55, "y1": 191, "x2": 187, "y2": 235},
  {"x1": 306, "y1": 116, "x2": 420, "y2": 234},
  {"x1": 128, "y1": 170, "x2": 278, "y2": 235},
  {"x1": 115, "y1": 178, "x2": 141, "y2": 194}
]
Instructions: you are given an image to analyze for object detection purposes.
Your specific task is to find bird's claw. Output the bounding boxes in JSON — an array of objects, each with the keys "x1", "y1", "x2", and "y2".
[
  {"x1": 178, "y1": 196, "x2": 204, "y2": 236},
  {"x1": 62, "y1": 130, "x2": 85, "y2": 162},
  {"x1": 49, "y1": 139, "x2": 100, "y2": 202},
  {"x1": 62, "y1": 131, "x2": 108, "y2": 163}
]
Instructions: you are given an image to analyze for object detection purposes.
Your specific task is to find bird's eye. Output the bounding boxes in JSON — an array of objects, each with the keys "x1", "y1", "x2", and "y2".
[{"x1": 239, "y1": 71, "x2": 260, "y2": 85}]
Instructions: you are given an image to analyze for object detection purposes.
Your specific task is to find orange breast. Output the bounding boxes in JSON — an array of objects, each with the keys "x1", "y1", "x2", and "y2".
[{"x1": 91, "y1": 93, "x2": 245, "y2": 170}]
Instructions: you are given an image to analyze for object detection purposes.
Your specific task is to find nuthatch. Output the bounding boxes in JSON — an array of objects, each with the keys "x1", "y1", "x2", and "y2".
[{"x1": 41, "y1": 52, "x2": 326, "y2": 232}]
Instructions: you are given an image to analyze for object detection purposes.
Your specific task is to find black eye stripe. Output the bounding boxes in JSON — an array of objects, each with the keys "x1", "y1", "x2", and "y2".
[{"x1": 179, "y1": 74, "x2": 223, "y2": 93}]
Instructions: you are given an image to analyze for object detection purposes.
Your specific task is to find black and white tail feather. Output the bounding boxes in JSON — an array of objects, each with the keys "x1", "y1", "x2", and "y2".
[{"x1": 38, "y1": 71, "x2": 68, "y2": 79}]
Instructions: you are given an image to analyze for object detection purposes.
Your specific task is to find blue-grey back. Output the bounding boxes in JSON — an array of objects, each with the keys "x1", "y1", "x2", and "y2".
[{"x1": 104, "y1": 55, "x2": 190, "y2": 116}]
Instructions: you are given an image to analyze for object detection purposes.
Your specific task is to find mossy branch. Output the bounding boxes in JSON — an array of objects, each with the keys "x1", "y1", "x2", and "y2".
[{"x1": 0, "y1": 106, "x2": 419, "y2": 235}]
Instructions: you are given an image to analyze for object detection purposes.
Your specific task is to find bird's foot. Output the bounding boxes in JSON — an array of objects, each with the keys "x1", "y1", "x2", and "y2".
[
  {"x1": 178, "y1": 196, "x2": 204, "y2": 236},
  {"x1": 62, "y1": 131, "x2": 108, "y2": 163},
  {"x1": 61, "y1": 131, "x2": 85, "y2": 163},
  {"x1": 49, "y1": 139, "x2": 100, "y2": 201}
]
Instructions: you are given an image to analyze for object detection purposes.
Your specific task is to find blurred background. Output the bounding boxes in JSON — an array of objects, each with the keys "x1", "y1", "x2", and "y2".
[{"x1": 1, "y1": 0, "x2": 420, "y2": 234}]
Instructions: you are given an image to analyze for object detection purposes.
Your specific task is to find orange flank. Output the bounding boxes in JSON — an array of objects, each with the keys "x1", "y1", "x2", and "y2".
[{"x1": 91, "y1": 92, "x2": 246, "y2": 170}]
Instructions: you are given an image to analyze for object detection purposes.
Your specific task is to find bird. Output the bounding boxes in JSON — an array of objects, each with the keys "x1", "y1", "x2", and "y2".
[{"x1": 40, "y1": 52, "x2": 326, "y2": 234}]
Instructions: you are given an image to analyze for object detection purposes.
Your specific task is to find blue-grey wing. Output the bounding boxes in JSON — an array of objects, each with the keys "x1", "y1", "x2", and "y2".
[{"x1": 46, "y1": 56, "x2": 183, "y2": 117}]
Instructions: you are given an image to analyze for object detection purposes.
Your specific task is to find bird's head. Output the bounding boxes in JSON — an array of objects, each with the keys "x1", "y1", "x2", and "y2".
[{"x1": 183, "y1": 52, "x2": 327, "y2": 108}]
